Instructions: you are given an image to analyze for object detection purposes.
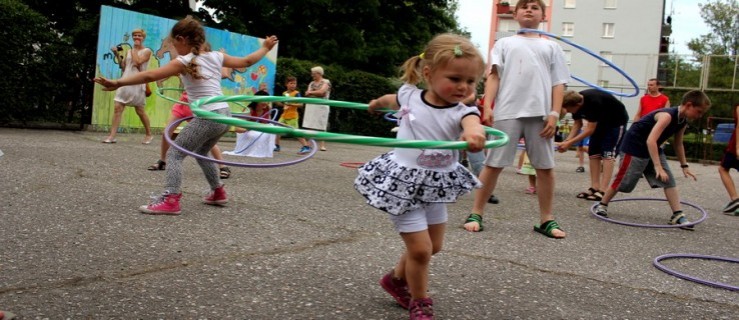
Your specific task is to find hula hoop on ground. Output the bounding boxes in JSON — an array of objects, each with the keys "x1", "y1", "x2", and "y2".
[
  {"x1": 188, "y1": 95, "x2": 510, "y2": 150},
  {"x1": 589, "y1": 198, "x2": 707, "y2": 228},
  {"x1": 165, "y1": 114, "x2": 318, "y2": 168},
  {"x1": 519, "y1": 28, "x2": 640, "y2": 97},
  {"x1": 339, "y1": 162, "x2": 365, "y2": 169},
  {"x1": 653, "y1": 253, "x2": 739, "y2": 291}
]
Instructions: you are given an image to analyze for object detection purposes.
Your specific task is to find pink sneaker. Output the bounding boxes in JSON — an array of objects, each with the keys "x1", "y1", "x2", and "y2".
[
  {"x1": 203, "y1": 185, "x2": 228, "y2": 205},
  {"x1": 139, "y1": 193, "x2": 182, "y2": 215},
  {"x1": 379, "y1": 271, "x2": 410, "y2": 309},
  {"x1": 525, "y1": 186, "x2": 536, "y2": 194},
  {"x1": 409, "y1": 297, "x2": 434, "y2": 320}
]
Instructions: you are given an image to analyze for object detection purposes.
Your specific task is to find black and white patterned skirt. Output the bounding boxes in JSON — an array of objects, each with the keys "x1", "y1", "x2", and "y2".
[{"x1": 354, "y1": 152, "x2": 481, "y2": 215}]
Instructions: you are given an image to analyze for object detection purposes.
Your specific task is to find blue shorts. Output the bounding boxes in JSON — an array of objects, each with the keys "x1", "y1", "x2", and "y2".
[
  {"x1": 575, "y1": 136, "x2": 590, "y2": 147},
  {"x1": 588, "y1": 126, "x2": 625, "y2": 159},
  {"x1": 721, "y1": 151, "x2": 739, "y2": 171}
]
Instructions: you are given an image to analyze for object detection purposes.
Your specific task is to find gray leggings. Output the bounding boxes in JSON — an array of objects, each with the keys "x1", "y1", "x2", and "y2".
[{"x1": 165, "y1": 108, "x2": 230, "y2": 194}]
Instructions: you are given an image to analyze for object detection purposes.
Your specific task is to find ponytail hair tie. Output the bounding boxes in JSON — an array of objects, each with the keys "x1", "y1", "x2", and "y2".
[{"x1": 453, "y1": 45, "x2": 463, "y2": 56}]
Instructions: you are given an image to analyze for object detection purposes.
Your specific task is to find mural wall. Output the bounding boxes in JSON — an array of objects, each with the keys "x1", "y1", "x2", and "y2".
[{"x1": 92, "y1": 6, "x2": 278, "y2": 130}]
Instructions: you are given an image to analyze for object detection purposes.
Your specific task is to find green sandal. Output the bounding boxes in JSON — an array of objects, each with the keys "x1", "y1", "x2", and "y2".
[
  {"x1": 534, "y1": 220, "x2": 565, "y2": 239},
  {"x1": 464, "y1": 213, "x2": 484, "y2": 231}
]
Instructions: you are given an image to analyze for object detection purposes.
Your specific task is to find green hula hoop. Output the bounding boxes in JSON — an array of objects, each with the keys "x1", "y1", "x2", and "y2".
[
  {"x1": 189, "y1": 95, "x2": 509, "y2": 150},
  {"x1": 152, "y1": 83, "x2": 249, "y2": 111}
]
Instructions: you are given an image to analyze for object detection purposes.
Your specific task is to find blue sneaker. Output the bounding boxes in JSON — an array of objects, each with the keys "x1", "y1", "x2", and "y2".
[
  {"x1": 273, "y1": 145, "x2": 281, "y2": 152},
  {"x1": 298, "y1": 146, "x2": 311, "y2": 154}
]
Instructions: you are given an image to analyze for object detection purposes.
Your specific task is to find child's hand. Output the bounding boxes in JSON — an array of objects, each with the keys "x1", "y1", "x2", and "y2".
[
  {"x1": 655, "y1": 167, "x2": 669, "y2": 182},
  {"x1": 262, "y1": 36, "x2": 278, "y2": 50},
  {"x1": 93, "y1": 77, "x2": 119, "y2": 91},
  {"x1": 462, "y1": 131, "x2": 486, "y2": 153},
  {"x1": 682, "y1": 167, "x2": 697, "y2": 181},
  {"x1": 556, "y1": 141, "x2": 570, "y2": 153},
  {"x1": 367, "y1": 99, "x2": 383, "y2": 115},
  {"x1": 540, "y1": 116, "x2": 557, "y2": 138}
]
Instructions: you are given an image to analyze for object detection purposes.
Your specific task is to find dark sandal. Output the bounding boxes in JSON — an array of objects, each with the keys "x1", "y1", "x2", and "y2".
[
  {"x1": 147, "y1": 160, "x2": 166, "y2": 171},
  {"x1": 534, "y1": 220, "x2": 565, "y2": 239},
  {"x1": 219, "y1": 166, "x2": 231, "y2": 179},
  {"x1": 585, "y1": 190, "x2": 604, "y2": 201},
  {"x1": 464, "y1": 213, "x2": 484, "y2": 232},
  {"x1": 576, "y1": 187, "x2": 597, "y2": 199}
]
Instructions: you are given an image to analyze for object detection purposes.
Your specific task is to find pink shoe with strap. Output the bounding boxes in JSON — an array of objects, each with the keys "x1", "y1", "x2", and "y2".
[
  {"x1": 409, "y1": 297, "x2": 434, "y2": 320},
  {"x1": 379, "y1": 270, "x2": 410, "y2": 309}
]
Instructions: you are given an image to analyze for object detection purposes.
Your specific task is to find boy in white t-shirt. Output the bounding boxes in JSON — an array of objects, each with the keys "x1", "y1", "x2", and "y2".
[{"x1": 463, "y1": 0, "x2": 570, "y2": 238}]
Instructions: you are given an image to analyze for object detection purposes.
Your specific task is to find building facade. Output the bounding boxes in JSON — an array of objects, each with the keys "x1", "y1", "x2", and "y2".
[{"x1": 487, "y1": 0, "x2": 669, "y2": 116}]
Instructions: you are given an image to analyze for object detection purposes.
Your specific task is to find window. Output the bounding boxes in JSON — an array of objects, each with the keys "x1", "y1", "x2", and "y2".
[
  {"x1": 562, "y1": 22, "x2": 574, "y2": 37},
  {"x1": 599, "y1": 51, "x2": 613, "y2": 67},
  {"x1": 604, "y1": 0, "x2": 617, "y2": 9},
  {"x1": 564, "y1": 0, "x2": 576, "y2": 8},
  {"x1": 602, "y1": 23, "x2": 615, "y2": 38},
  {"x1": 563, "y1": 50, "x2": 572, "y2": 65}
]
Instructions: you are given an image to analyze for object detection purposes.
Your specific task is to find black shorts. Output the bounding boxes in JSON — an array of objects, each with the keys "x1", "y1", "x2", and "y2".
[{"x1": 721, "y1": 151, "x2": 739, "y2": 171}]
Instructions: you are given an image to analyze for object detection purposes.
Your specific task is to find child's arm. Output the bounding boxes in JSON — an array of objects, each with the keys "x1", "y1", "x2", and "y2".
[
  {"x1": 461, "y1": 115, "x2": 486, "y2": 153},
  {"x1": 94, "y1": 59, "x2": 185, "y2": 91},
  {"x1": 541, "y1": 83, "x2": 564, "y2": 138},
  {"x1": 673, "y1": 126, "x2": 696, "y2": 181},
  {"x1": 481, "y1": 70, "x2": 499, "y2": 126},
  {"x1": 646, "y1": 112, "x2": 673, "y2": 182},
  {"x1": 222, "y1": 36, "x2": 278, "y2": 69},
  {"x1": 368, "y1": 94, "x2": 399, "y2": 114}
]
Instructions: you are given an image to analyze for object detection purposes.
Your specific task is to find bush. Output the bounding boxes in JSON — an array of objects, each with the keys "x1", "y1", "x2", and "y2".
[
  {"x1": 275, "y1": 58, "x2": 399, "y2": 137},
  {"x1": 0, "y1": 0, "x2": 87, "y2": 126}
]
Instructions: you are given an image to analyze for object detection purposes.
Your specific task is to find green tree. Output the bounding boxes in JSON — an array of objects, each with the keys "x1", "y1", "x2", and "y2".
[
  {"x1": 0, "y1": 0, "x2": 89, "y2": 124},
  {"x1": 201, "y1": 0, "x2": 462, "y2": 76},
  {"x1": 687, "y1": 0, "x2": 739, "y2": 56}
]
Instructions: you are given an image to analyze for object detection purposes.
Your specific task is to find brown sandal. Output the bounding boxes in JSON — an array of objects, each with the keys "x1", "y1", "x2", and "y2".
[
  {"x1": 147, "y1": 160, "x2": 166, "y2": 171},
  {"x1": 576, "y1": 187, "x2": 597, "y2": 199},
  {"x1": 219, "y1": 166, "x2": 231, "y2": 179},
  {"x1": 586, "y1": 190, "x2": 604, "y2": 201}
]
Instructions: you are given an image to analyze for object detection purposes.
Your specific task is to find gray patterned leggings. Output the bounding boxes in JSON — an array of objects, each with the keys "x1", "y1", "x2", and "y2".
[{"x1": 164, "y1": 108, "x2": 230, "y2": 194}]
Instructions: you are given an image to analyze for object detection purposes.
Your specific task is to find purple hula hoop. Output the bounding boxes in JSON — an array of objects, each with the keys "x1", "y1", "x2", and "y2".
[
  {"x1": 653, "y1": 253, "x2": 739, "y2": 291},
  {"x1": 165, "y1": 114, "x2": 318, "y2": 168},
  {"x1": 589, "y1": 198, "x2": 708, "y2": 228}
]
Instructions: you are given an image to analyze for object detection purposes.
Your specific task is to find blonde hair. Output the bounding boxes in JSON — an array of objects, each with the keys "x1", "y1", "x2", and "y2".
[
  {"x1": 399, "y1": 33, "x2": 484, "y2": 85},
  {"x1": 563, "y1": 90, "x2": 583, "y2": 108},
  {"x1": 311, "y1": 66, "x2": 324, "y2": 75},
  {"x1": 131, "y1": 28, "x2": 146, "y2": 39},
  {"x1": 170, "y1": 16, "x2": 207, "y2": 79}
]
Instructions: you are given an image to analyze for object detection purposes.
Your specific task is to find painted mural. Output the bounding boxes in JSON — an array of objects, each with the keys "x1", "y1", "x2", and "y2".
[{"x1": 92, "y1": 6, "x2": 278, "y2": 130}]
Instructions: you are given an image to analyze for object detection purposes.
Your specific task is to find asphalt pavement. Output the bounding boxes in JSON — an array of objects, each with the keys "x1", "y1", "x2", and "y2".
[{"x1": 0, "y1": 128, "x2": 737, "y2": 319}]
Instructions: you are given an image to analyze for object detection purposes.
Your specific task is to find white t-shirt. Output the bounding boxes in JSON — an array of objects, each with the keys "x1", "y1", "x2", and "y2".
[
  {"x1": 490, "y1": 35, "x2": 569, "y2": 121},
  {"x1": 176, "y1": 51, "x2": 228, "y2": 111},
  {"x1": 392, "y1": 84, "x2": 480, "y2": 170}
]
